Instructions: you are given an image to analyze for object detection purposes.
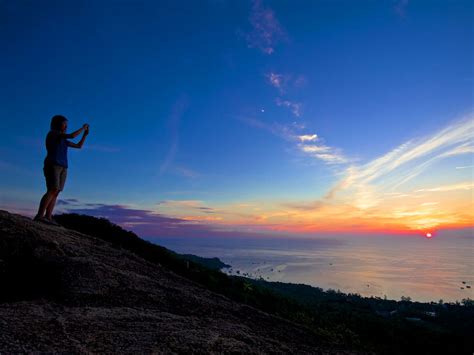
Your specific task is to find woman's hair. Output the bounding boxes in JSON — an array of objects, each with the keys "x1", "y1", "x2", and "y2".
[{"x1": 50, "y1": 115, "x2": 68, "y2": 131}]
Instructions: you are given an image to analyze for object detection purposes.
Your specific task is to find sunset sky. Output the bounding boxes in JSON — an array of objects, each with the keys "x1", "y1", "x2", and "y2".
[{"x1": 1, "y1": 0, "x2": 472, "y2": 238}]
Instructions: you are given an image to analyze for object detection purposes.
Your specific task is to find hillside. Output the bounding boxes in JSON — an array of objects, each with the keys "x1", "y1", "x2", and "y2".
[{"x1": 0, "y1": 211, "x2": 354, "y2": 354}]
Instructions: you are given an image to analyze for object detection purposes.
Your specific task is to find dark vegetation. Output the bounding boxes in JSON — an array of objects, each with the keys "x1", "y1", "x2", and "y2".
[
  {"x1": 56, "y1": 213, "x2": 474, "y2": 354},
  {"x1": 178, "y1": 254, "x2": 230, "y2": 271}
]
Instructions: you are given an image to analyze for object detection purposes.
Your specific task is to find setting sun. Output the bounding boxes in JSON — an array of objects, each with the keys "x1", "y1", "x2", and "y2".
[{"x1": 426, "y1": 232, "x2": 433, "y2": 238}]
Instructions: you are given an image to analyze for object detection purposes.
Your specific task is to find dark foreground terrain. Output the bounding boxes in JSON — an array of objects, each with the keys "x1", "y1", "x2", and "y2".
[{"x1": 0, "y1": 210, "x2": 357, "y2": 354}]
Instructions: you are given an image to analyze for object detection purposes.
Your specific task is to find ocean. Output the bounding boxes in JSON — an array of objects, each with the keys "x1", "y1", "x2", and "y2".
[{"x1": 152, "y1": 233, "x2": 473, "y2": 302}]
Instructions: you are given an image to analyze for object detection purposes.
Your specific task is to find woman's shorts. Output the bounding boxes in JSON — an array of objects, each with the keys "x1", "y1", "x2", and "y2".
[{"x1": 43, "y1": 164, "x2": 68, "y2": 191}]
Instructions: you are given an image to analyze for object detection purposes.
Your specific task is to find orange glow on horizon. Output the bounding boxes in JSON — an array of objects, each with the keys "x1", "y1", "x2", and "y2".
[{"x1": 156, "y1": 179, "x2": 474, "y2": 236}]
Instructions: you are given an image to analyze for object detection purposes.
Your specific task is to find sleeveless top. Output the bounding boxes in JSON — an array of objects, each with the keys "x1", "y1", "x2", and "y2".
[{"x1": 44, "y1": 130, "x2": 68, "y2": 168}]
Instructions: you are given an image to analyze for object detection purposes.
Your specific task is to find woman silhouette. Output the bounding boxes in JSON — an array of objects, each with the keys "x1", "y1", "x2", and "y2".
[{"x1": 34, "y1": 115, "x2": 89, "y2": 225}]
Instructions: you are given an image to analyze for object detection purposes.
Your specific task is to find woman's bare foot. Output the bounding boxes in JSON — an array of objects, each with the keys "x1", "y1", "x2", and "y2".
[{"x1": 46, "y1": 217, "x2": 61, "y2": 226}]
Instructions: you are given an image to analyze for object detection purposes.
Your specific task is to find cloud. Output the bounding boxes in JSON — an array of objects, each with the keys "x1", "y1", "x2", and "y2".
[
  {"x1": 415, "y1": 182, "x2": 474, "y2": 193},
  {"x1": 62, "y1": 115, "x2": 474, "y2": 236},
  {"x1": 157, "y1": 200, "x2": 218, "y2": 214},
  {"x1": 299, "y1": 145, "x2": 328, "y2": 153},
  {"x1": 317, "y1": 114, "x2": 474, "y2": 228},
  {"x1": 298, "y1": 143, "x2": 348, "y2": 164},
  {"x1": 237, "y1": 114, "x2": 474, "y2": 233},
  {"x1": 281, "y1": 201, "x2": 324, "y2": 212},
  {"x1": 420, "y1": 202, "x2": 439, "y2": 206},
  {"x1": 456, "y1": 165, "x2": 474, "y2": 170},
  {"x1": 239, "y1": 116, "x2": 297, "y2": 141},
  {"x1": 157, "y1": 200, "x2": 206, "y2": 208},
  {"x1": 174, "y1": 166, "x2": 201, "y2": 179},
  {"x1": 275, "y1": 98, "x2": 302, "y2": 117},
  {"x1": 63, "y1": 203, "x2": 261, "y2": 238},
  {"x1": 333, "y1": 115, "x2": 473, "y2": 196},
  {"x1": 266, "y1": 72, "x2": 285, "y2": 90},
  {"x1": 57, "y1": 198, "x2": 80, "y2": 206},
  {"x1": 159, "y1": 95, "x2": 189, "y2": 176},
  {"x1": 240, "y1": 116, "x2": 348, "y2": 165},
  {"x1": 234, "y1": 115, "x2": 469, "y2": 226},
  {"x1": 244, "y1": 0, "x2": 286, "y2": 54},
  {"x1": 298, "y1": 134, "x2": 318, "y2": 142},
  {"x1": 265, "y1": 72, "x2": 307, "y2": 93}
]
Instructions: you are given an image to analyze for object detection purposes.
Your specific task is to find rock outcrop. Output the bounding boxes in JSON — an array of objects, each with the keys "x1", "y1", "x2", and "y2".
[{"x1": 0, "y1": 211, "x2": 353, "y2": 354}]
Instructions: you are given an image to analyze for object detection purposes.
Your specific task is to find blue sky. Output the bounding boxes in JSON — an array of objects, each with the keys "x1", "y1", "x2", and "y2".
[{"x1": 1, "y1": 0, "x2": 472, "y2": 237}]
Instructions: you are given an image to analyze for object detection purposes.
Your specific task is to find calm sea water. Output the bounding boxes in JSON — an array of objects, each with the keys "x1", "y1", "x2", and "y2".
[{"x1": 152, "y1": 234, "x2": 473, "y2": 302}]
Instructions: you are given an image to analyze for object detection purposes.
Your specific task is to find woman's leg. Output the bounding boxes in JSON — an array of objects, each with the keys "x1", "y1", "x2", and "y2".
[
  {"x1": 35, "y1": 189, "x2": 58, "y2": 219},
  {"x1": 45, "y1": 167, "x2": 67, "y2": 220},
  {"x1": 45, "y1": 190, "x2": 60, "y2": 220}
]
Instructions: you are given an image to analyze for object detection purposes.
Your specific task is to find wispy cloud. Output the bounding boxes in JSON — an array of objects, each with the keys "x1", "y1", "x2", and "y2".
[
  {"x1": 416, "y1": 182, "x2": 474, "y2": 193},
  {"x1": 265, "y1": 72, "x2": 307, "y2": 93},
  {"x1": 174, "y1": 166, "x2": 201, "y2": 179},
  {"x1": 332, "y1": 115, "x2": 473, "y2": 197},
  {"x1": 63, "y1": 203, "x2": 260, "y2": 238},
  {"x1": 240, "y1": 116, "x2": 348, "y2": 165},
  {"x1": 318, "y1": 114, "x2": 474, "y2": 228},
  {"x1": 455, "y1": 165, "x2": 474, "y2": 170},
  {"x1": 157, "y1": 200, "x2": 207, "y2": 209},
  {"x1": 298, "y1": 144, "x2": 347, "y2": 164},
  {"x1": 159, "y1": 96, "x2": 189, "y2": 176},
  {"x1": 298, "y1": 134, "x2": 318, "y2": 142},
  {"x1": 266, "y1": 72, "x2": 286, "y2": 91},
  {"x1": 233, "y1": 114, "x2": 474, "y2": 231},
  {"x1": 244, "y1": 0, "x2": 286, "y2": 54},
  {"x1": 239, "y1": 116, "x2": 298, "y2": 141},
  {"x1": 238, "y1": 114, "x2": 474, "y2": 232},
  {"x1": 157, "y1": 199, "x2": 218, "y2": 215},
  {"x1": 61, "y1": 115, "x2": 474, "y2": 235},
  {"x1": 57, "y1": 198, "x2": 80, "y2": 206},
  {"x1": 275, "y1": 98, "x2": 302, "y2": 117}
]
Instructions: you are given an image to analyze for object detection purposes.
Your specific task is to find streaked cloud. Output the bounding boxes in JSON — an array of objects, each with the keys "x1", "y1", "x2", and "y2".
[
  {"x1": 244, "y1": 0, "x2": 286, "y2": 54},
  {"x1": 420, "y1": 202, "x2": 439, "y2": 206},
  {"x1": 275, "y1": 98, "x2": 302, "y2": 117},
  {"x1": 265, "y1": 72, "x2": 306, "y2": 93},
  {"x1": 157, "y1": 199, "x2": 207, "y2": 209},
  {"x1": 319, "y1": 114, "x2": 474, "y2": 229},
  {"x1": 238, "y1": 114, "x2": 473, "y2": 232},
  {"x1": 298, "y1": 143, "x2": 347, "y2": 165},
  {"x1": 159, "y1": 96, "x2": 189, "y2": 176},
  {"x1": 59, "y1": 115, "x2": 474, "y2": 236},
  {"x1": 239, "y1": 116, "x2": 298, "y2": 141},
  {"x1": 416, "y1": 182, "x2": 474, "y2": 193},
  {"x1": 332, "y1": 115, "x2": 473, "y2": 195},
  {"x1": 456, "y1": 165, "x2": 474, "y2": 170},
  {"x1": 240, "y1": 116, "x2": 348, "y2": 165},
  {"x1": 266, "y1": 72, "x2": 286, "y2": 91},
  {"x1": 62, "y1": 203, "x2": 258, "y2": 238},
  {"x1": 157, "y1": 199, "x2": 218, "y2": 215},
  {"x1": 299, "y1": 145, "x2": 328, "y2": 153},
  {"x1": 57, "y1": 198, "x2": 80, "y2": 206},
  {"x1": 174, "y1": 166, "x2": 201, "y2": 179},
  {"x1": 298, "y1": 134, "x2": 318, "y2": 142}
]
